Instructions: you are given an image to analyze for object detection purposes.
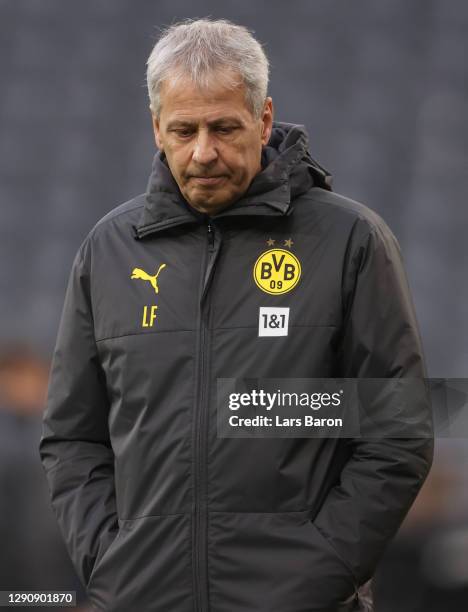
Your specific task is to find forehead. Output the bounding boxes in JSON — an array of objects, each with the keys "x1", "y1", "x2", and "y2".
[{"x1": 158, "y1": 73, "x2": 253, "y2": 124}]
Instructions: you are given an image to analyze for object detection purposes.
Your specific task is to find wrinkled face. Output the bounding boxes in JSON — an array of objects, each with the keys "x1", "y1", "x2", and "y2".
[{"x1": 152, "y1": 72, "x2": 273, "y2": 215}]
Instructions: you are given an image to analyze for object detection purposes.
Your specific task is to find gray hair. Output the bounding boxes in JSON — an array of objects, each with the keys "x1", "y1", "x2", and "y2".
[{"x1": 146, "y1": 18, "x2": 269, "y2": 119}]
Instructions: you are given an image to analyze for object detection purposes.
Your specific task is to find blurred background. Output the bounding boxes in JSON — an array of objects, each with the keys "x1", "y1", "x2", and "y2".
[{"x1": 0, "y1": 0, "x2": 467, "y2": 610}]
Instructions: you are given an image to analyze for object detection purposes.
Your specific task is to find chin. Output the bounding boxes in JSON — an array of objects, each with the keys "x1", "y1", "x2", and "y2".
[{"x1": 188, "y1": 190, "x2": 232, "y2": 208}]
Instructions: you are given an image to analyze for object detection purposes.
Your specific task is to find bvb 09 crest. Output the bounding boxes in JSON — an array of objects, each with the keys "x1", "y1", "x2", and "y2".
[{"x1": 253, "y1": 249, "x2": 301, "y2": 295}]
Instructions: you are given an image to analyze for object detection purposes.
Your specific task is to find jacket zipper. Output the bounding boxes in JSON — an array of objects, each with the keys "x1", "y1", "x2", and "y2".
[
  {"x1": 207, "y1": 222, "x2": 214, "y2": 251},
  {"x1": 194, "y1": 220, "x2": 220, "y2": 612}
]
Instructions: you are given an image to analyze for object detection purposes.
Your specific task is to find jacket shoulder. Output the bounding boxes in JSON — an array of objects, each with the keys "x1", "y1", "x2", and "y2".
[
  {"x1": 76, "y1": 194, "x2": 146, "y2": 252},
  {"x1": 297, "y1": 187, "x2": 396, "y2": 242},
  {"x1": 69, "y1": 195, "x2": 146, "y2": 272},
  {"x1": 92, "y1": 193, "x2": 146, "y2": 234}
]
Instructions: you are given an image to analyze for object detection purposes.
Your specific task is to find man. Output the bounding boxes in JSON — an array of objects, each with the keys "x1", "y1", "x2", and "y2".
[{"x1": 39, "y1": 18, "x2": 434, "y2": 612}]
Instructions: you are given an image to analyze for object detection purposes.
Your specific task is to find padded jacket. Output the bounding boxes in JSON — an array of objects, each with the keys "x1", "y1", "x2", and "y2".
[{"x1": 39, "y1": 121, "x2": 434, "y2": 612}]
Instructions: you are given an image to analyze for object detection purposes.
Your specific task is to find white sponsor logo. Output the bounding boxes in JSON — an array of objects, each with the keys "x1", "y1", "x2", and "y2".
[{"x1": 258, "y1": 307, "x2": 290, "y2": 337}]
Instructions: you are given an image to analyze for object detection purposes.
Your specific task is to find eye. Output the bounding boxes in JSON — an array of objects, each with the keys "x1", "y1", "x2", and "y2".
[
  {"x1": 174, "y1": 128, "x2": 194, "y2": 138},
  {"x1": 216, "y1": 126, "x2": 235, "y2": 135}
]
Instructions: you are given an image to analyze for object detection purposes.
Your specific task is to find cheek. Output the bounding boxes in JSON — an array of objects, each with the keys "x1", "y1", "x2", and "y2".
[
  {"x1": 225, "y1": 145, "x2": 255, "y2": 173},
  {"x1": 233, "y1": 145, "x2": 260, "y2": 179}
]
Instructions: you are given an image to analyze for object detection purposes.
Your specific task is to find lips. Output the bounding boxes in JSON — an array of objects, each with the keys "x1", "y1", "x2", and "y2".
[{"x1": 190, "y1": 176, "x2": 225, "y2": 186}]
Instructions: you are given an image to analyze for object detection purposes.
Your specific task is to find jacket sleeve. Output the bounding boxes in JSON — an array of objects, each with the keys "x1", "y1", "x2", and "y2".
[
  {"x1": 311, "y1": 216, "x2": 434, "y2": 609},
  {"x1": 38, "y1": 237, "x2": 119, "y2": 589}
]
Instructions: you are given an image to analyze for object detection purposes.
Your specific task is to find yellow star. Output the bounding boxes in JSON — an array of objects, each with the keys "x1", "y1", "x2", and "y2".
[
  {"x1": 284, "y1": 238, "x2": 294, "y2": 248},
  {"x1": 266, "y1": 238, "x2": 275, "y2": 246}
]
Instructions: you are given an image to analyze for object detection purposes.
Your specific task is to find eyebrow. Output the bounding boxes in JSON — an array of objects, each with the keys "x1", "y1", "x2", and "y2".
[{"x1": 166, "y1": 117, "x2": 244, "y2": 130}]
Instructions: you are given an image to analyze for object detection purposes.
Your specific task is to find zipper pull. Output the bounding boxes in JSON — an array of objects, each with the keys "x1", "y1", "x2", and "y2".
[{"x1": 207, "y1": 222, "x2": 215, "y2": 252}]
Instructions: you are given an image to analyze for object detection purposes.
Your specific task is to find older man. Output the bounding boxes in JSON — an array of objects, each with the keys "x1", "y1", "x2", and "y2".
[{"x1": 39, "y1": 18, "x2": 433, "y2": 612}]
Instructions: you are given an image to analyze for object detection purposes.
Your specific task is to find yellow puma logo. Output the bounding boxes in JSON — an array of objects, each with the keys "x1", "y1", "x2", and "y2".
[{"x1": 131, "y1": 264, "x2": 166, "y2": 294}]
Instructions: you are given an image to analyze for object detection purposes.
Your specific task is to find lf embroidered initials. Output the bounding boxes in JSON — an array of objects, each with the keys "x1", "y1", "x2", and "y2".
[{"x1": 142, "y1": 305, "x2": 158, "y2": 327}]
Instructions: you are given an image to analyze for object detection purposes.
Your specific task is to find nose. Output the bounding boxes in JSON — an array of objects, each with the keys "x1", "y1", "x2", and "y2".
[{"x1": 192, "y1": 129, "x2": 218, "y2": 166}]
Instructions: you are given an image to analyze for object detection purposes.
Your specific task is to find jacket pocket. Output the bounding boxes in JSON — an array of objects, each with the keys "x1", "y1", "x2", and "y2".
[
  {"x1": 307, "y1": 520, "x2": 376, "y2": 612},
  {"x1": 86, "y1": 526, "x2": 123, "y2": 590},
  {"x1": 306, "y1": 518, "x2": 359, "y2": 597},
  {"x1": 208, "y1": 509, "x2": 358, "y2": 612},
  {"x1": 86, "y1": 513, "x2": 193, "y2": 612}
]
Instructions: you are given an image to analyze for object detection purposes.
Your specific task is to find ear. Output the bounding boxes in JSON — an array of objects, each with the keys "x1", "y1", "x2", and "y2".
[
  {"x1": 151, "y1": 112, "x2": 164, "y2": 151},
  {"x1": 260, "y1": 97, "x2": 273, "y2": 146}
]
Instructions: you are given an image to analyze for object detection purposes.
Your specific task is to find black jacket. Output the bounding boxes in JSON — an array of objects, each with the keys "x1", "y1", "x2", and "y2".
[{"x1": 39, "y1": 122, "x2": 433, "y2": 612}]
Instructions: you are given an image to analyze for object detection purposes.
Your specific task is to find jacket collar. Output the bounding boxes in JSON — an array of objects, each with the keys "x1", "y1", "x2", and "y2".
[{"x1": 133, "y1": 121, "x2": 332, "y2": 239}]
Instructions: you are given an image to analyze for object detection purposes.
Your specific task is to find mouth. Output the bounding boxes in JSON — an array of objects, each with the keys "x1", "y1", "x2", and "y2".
[{"x1": 190, "y1": 176, "x2": 226, "y2": 186}]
